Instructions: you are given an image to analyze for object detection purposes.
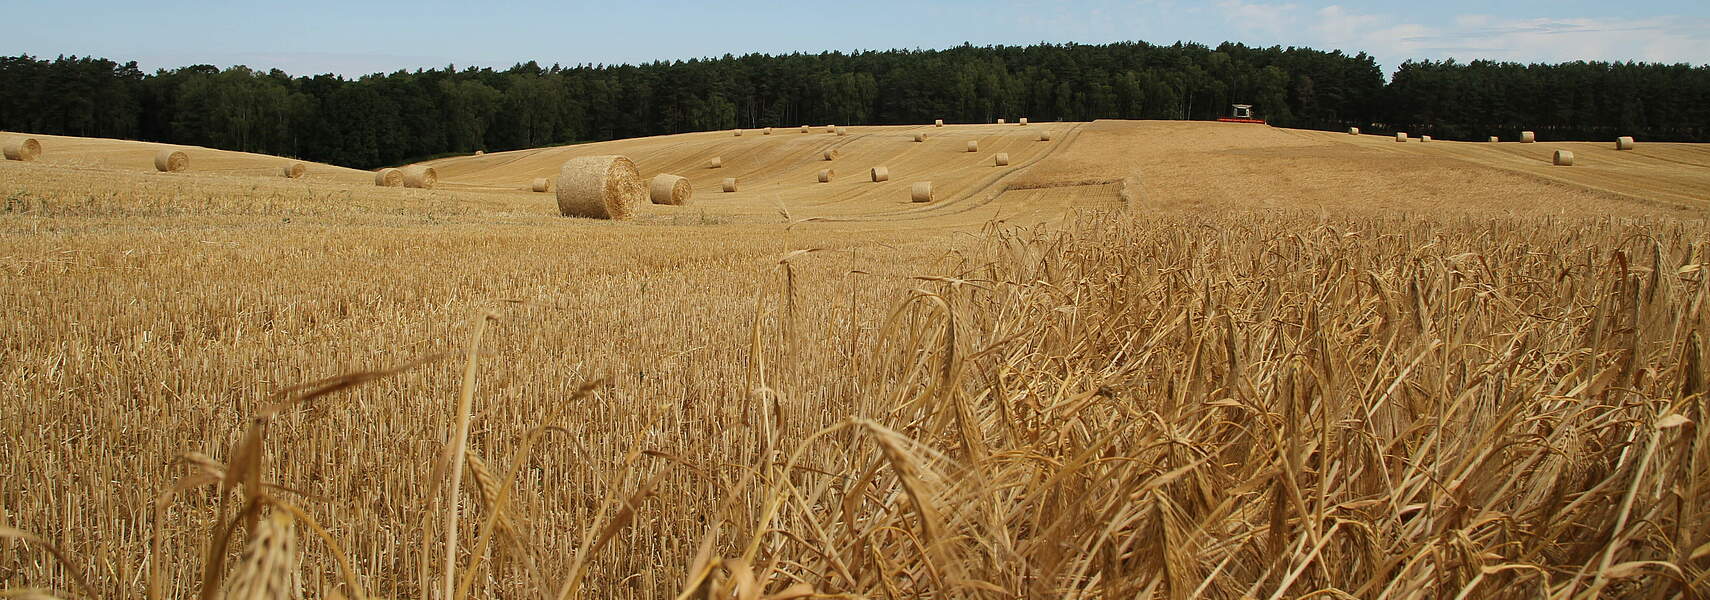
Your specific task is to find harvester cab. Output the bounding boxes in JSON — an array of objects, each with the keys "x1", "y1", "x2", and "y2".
[{"x1": 1218, "y1": 104, "x2": 1267, "y2": 124}]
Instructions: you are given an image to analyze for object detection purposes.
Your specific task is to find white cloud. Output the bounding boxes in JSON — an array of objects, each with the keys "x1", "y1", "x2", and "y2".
[{"x1": 1217, "y1": 1, "x2": 1301, "y2": 38}]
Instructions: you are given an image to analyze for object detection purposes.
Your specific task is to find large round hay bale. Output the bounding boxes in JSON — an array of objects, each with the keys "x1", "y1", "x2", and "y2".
[
  {"x1": 1038, "y1": 132, "x2": 1052, "y2": 141},
  {"x1": 823, "y1": 149, "x2": 839, "y2": 161},
  {"x1": 994, "y1": 153, "x2": 1010, "y2": 166},
  {"x1": 1553, "y1": 150, "x2": 1575, "y2": 166},
  {"x1": 1616, "y1": 136, "x2": 1636, "y2": 150},
  {"x1": 1420, "y1": 135, "x2": 1431, "y2": 143},
  {"x1": 836, "y1": 127, "x2": 848, "y2": 136},
  {"x1": 374, "y1": 168, "x2": 403, "y2": 187},
  {"x1": 402, "y1": 166, "x2": 438, "y2": 189},
  {"x1": 1395, "y1": 133, "x2": 1408, "y2": 142},
  {"x1": 910, "y1": 182, "x2": 933, "y2": 203},
  {"x1": 3, "y1": 137, "x2": 42, "y2": 161},
  {"x1": 1521, "y1": 131, "x2": 1536, "y2": 143},
  {"x1": 733, "y1": 129, "x2": 743, "y2": 137},
  {"x1": 817, "y1": 168, "x2": 834, "y2": 183},
  {"x1": 825, "y1": 125, "x2": 836, "y2": 134},
  {"x1": 154, "y1": 149, "x2": 188, "y2": 172},
  {"x1": 997, "y1": 118, "x2": 1006, "y2": 124},
  {"x1": 935, "y1": 119, "x2": 944, "y2": 127},
  {"x1": 1488, "y1": 136, "x2": 1500, "y2": 143},
  {"x1": 474, "y1": 150, "x2": 484, "y2": 156},
  {"x1": 531, "y1": 177, "x2": 552, "y2": 193},
  {"x1": 556, "y1": 155, "x2": 644, "y2": 220},
  {"x1": 763, "y1": 127, "x2": 772, "y2": 135},
  {"x1": 281, "y1": 163, "x2": 306, "y2": 178},
  {"x1": 721, "y1": 177, "x2": 738, "y2": 193},
  {"x1": 966, "y1": 140, "x2": 979, "y2": 152},
  {"x1": 1019, "y1": 118, "x2": 1029, "y2": 126},
  {"x1": 1347, "y1": 127, "x2": 1359, "y2": 135},
  {"x1": 870, "y1": 166, "x2": 889, "y2": 182},
  {"x1": 913, "y1": 133, "x2": 927, "y2": 142},
  {"x1": 708, "y1": 157, "x2": 723, "y2": 169},
  {"x1": 800, "y1": 125, "x2": 810, "y2": 133},
  {"x1": 650, "y1": 174, "x2": 692, "y2": 205}
]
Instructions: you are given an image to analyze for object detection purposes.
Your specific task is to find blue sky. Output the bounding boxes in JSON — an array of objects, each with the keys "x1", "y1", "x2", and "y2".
[{"x1": 5, "y1": 1, "x2": 1707, "y2": 77}]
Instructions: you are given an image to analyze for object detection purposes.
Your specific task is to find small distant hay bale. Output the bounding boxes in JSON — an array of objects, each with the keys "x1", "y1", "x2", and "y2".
[
  {"x1": 763, "y1": 127, "x2": 773, "y2": 135},
  {"x1": 154, "y1": 149, "x2": 188, "y2": 172},
  {"x1": 556, "y1": 155, "x2": 644, "y2": 219},
  {"x1": 1553, "y1": 150, "x2": 1575, "y2": 166},
  {"x1": 801, "y1": 125, "x2": 810, "y2": 133},
  {"x1": 374, "y1": 168, "x2": 403, "y2": 187},
  {"x1": 910, "y1": 181, "x2": 933, "y2": 203},
  {"x1": 3, "y1": 137, "x2": 42, "y2": 161},
  {"x1": 913, "y1": 133, "x2": 927, "y2": 142},
  {"x1": 1616, "y1": 136, "x2": 1635, "y2": 150},
  {"x1": 650, "y1": 174, "x2": 692, "y2": 205},
  {"x1": 531, "y1": 177, "x2": 552, "y2": 193},
  {"x1": 836, "y1": 127, "x2": 848, "y2": 136},
  {"x1": 722, "y1": 177, "x2": 739, "y2": 192},
  {"x1": 281, "y1": 163, "x2": 306, "y2": 178},
  {"x1": 708, "y1": 157, "x2": 723, "y2": 169},
  {"x1": 1521, "y1": 131, "x2": 1536, "y2": 143},
  {"x1": 997, "y1": 118, "x2": 1006, "y2": 124},
  {"x1": 966, "y1": 140, "x2": 979, "y2": 152},
  {"x1": 1019, "y1": 118, "x2": 1029, "y2": 126},
  {"x1": 870, "y1": 166, "x2": 889, "y2": 182},
  {"x1": 1347, "y1": 127, "x2": 1359, "y2": 135},
  {"x1": 825, "y1": 125, "x2": 837, "y2": 133},
  {"x1": 817, "y1": 168, "x2": 834, "y2": 183},
  {"x1": 935, "y1": 119, "x2": 944, "y2": 127},
  {"x1": 403, "y1": 166, "x2": 438, "y2": 189},
  {"x1": 1420, "y1": 135, "x2": 1431, "y2": 143},
  {"x1": 1488, "y1": 136, "x2": 1500, "y2": 143},
  {"x1": 475, "y1": 150, "x2": 484, "y2": 156},
  {"x1": 1395, "y1": 133, "x2": 1408, "y2": 142},
  {"x1": 994, "y1": 153, "x2": 1010, "y2": 166},
  {"x1": 822, "y1": 149, "x2": 839, "y2": 161},
  {"x1": 1038, "y1": 132, "x2": 1051, "y2": 141},
  {"x1": 734, "y1": 129, "x2": 744, "y2": 136}
]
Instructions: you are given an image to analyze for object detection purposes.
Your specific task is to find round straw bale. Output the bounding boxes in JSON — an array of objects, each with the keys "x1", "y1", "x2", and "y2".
[
  {"x1": 913, "y1": 133, "x2": 927, "y2": 142},
  {"x1": 3, "y1": 137, "x2": 42, "y2": 161},
  {"x1": 1395, "y1": 133, "x2": 1408, "y2": 142},
  {"x1": 650, "y1": 174, "x2": 692, "y2": 205},
  {"x1": 801, "y1": 125, "x2": 810, "y2": 133},
  {"x1": 910, "y1": 182, "x2": 933, "y2": 203},
  {"x1": 994, "y1": 153, "x2": 1010, "y2": 166},
  {"x1": 403, "y1": 166, "x2": 438, "y2": 189},
  {"x1": 966, "y1": 140, "x2": 979, "y2": 152},
  {"x1": 1420, "y1": 135, "x2": 1431, "y2": 143},
  {"x1": 1019, "y1": 118, "x2": 1029, "y2": 126},
  {"x1": 556, "y1": 155, "x2": 644, "y2": 219},
  {"x1": 997, "y1": 118, "x2": 1006, "y2": 124},
  {"x1": 1553, "y1": 150, "x2": 1575, "y2": 166},
  {"x1": 154, "y1": 149, "x2": 188, "y2": 172},
  {"x1": 935, "y1": 119, "x2": 944, "y2": 127},
  {"x1": 836, "y1": 127, "x2": 848, "y2": 136},
  {"x1": 1038, "y1": 132, "x2": 1052, "y2": 141},
  {"x1": 374, "y1": 168, "x2": 403, "y2": 187},
  {"x1": 1347, "y1": 127, "x2": 1359, "y2": 135},
  {"x1": 733, "y1": 129, "x2": 743, "y2": 137},
  {"x1": 722, "y1": 177, "x2": 739, "y2": 193},
  {"x1": 817, "y1": 168, "x2": 834, "y2": 183},
  {"x1": 1488, "y1": 136, "x2": 1500, "y2": 143},
  {"x1": 822, "y1": 149, "x2": 838, "y2": 161},
  {"x1": 763, "y1": 127, "x2": 772, "y2": 135},
  {"x1": 1616, "y1": 136, "x2": 1635, "y2": 150},
  {"x1": 825, "y1": 125, "x2": 836, "y2": 133},
  {"x1": 475, "y1": 150, "x2": 484, "y2": 156},
  {"x1": 708, "y1": 157, "x2": 723, "y2": 169},
  {"x1": 281, "y1": 163, "x2": 306, "y2": 178},
  {"x1": 1521, "y1": 131, "x2": 1536, "y2": 143},
  {"x1": 870, "y1": 166, "x2": 889, "y2": 182},
  {"x1": 531, "y1": 177, "x2": 552, "y2": 193}
]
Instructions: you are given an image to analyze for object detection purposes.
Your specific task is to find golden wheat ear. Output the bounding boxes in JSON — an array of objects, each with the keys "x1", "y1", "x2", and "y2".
[{"x1": 223, "y1": 509, "x2": 300, "y2": 600}]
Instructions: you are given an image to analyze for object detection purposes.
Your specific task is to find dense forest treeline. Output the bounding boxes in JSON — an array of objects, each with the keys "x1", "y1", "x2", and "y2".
[{"x1": 1, "y1": 42, "x2": 1706, "y2": 169}]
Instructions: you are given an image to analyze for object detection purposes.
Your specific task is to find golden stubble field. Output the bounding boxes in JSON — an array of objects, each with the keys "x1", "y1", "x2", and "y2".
[{"x1": 2, "y1": 121, "x2": 1709, "y2": 599}]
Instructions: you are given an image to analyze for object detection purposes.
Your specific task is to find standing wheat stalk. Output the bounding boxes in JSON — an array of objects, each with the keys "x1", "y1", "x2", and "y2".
[{"x1": 442, "y1": 311, "x2": 496, "y2": 600}]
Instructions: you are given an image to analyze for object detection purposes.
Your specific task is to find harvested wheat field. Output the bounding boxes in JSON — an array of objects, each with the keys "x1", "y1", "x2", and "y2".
[{"x1": 2, "y1": 120, "x2": 1709, "y2": 600}]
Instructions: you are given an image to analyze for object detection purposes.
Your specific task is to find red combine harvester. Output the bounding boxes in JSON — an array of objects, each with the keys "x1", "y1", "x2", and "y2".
[{"x1": 1217, "y1": 104, "x2": 1267, "y2": 125}]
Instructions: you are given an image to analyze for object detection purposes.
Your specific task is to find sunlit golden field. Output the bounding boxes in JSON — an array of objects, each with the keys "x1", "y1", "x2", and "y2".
[{"x1": 3, "y1": 121, "x2": 1709, "y2": 599}]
